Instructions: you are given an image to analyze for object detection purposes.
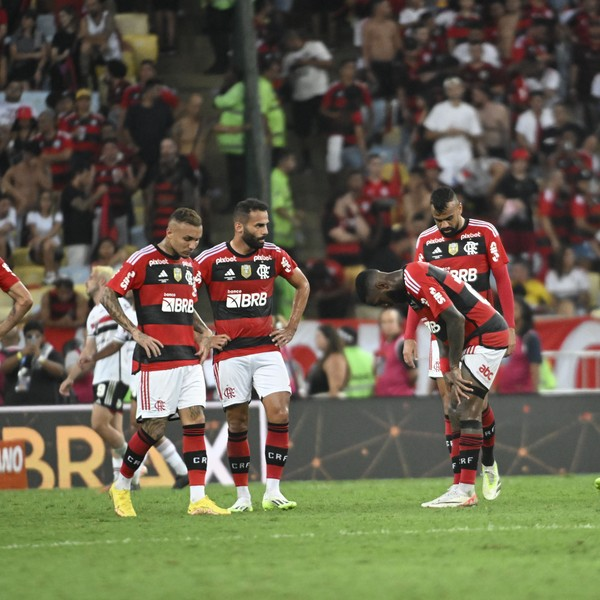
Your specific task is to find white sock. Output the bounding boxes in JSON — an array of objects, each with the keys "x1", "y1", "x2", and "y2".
[
  {"x1": 155, "y1": 437, "x2": 187, "y2": 477},
  {"x1": 114, "y1": 442, "x2": 127, "y2": 458},
  {"x1": 458, "y1": 483, "x2": 475, "y2": 495},
  {"x1": 111, "y1": 455, "x2": 123, "y2": 482},
  {"x1": 132, "y1": 454, "x2": 148, "y2": 485},
  {"x1": 115, "y1": 473, "x2": 131, "y2": 490},
  {"x1": 190, "y1": 485, "x2": 205, "y2": 503},
  {"x1": 236, "y1": 486, "x2": 251, "y2": 500},
  {"x1": 265, "y1": 478, "x2": 280, "y2": 496}
]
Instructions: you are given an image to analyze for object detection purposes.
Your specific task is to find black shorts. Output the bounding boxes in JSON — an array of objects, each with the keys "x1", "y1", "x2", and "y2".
[
  {"x1": 291, "y1": 95, "x2": 323, "y2": 138},
  {"x1": 370, "y1": 60, "x2": 397, "y2": 99},
  {"x1": 94, "y1": 381, "x2": 129, "y2": 413},
  {"x1": 153, "y1": 0, "x2": 179, "y2": 10}
]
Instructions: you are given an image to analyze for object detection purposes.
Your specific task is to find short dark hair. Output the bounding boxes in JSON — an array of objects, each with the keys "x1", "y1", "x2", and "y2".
[
  {"x1": 355, "y1": 270, "x2": 376, "y2": 304},
  {"x1": 169, "y1": 207, "x2": 202, "y2": 227},
  {"x1": 233, "y1": 199, "x2": 269, "y2": 223},
  {"x1": 23, "y1": 320, "x2": 44, "y2": 335},
  {"x1": 54, "y1": 277, "x2": 74, "y2": 291},
  {"x1": 430, "y1": 187, "x2": 458, "y2": 212},
  {"x1": 273, "y1": 147, "x2": 294, "y2": 166}
]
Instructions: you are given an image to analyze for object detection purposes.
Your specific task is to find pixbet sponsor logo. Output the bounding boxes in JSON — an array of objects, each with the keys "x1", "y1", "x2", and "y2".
[
  {"x1": 216, "y1": 256, "x2": 237, "y2": 265},
  {"x1": 226, "y1": 291, "x2": 268, "y2": 308},
  {"x1": 149, "y1": 259, "x2": 170, "y2": 266},
  {"x1": 253, "y1": 255, "x2": 272, "y2": 262},
  {"x1": 460, "y1": 232, "x2": 481, "y2": 240},
  {"x1": 425, "y1": 237, "x2": 445, "y2": 245},
  {"x1": 479, "y1": 364, "x2": 494, "y2": 381}
]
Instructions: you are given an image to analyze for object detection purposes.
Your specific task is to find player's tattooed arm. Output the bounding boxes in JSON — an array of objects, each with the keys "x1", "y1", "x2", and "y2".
[{"x1": 101, "y1": 287, "x2": 163, "y2": 358}]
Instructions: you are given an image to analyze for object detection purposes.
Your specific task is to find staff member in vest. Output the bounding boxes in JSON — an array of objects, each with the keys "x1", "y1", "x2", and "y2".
[
  {"x1": 259, "y1": 57, "x2": 287, "y2": 156},
  {"x1": 340, "y1": 325, "x2": 375, "y2": 399},
  {"x1": 144, "y1": 138, "x2": 199, "y2": 245},
  {"x1": 374, "y1": 307, "x2": 417, "y2": 397}
]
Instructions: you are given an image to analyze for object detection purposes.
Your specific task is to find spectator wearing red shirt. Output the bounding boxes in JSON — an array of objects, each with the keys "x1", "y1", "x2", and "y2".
[
  {"x1": 60, "y1": 88, "x2": 105, "y2": 167},
  {"x1": 35, "y1": 110, "x2": 73, "y2": 192}
]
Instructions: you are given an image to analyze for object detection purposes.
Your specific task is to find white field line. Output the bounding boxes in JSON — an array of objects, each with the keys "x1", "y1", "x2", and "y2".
[{"x1": 1, "y1": 523, "x2": 597, "y2": 552}]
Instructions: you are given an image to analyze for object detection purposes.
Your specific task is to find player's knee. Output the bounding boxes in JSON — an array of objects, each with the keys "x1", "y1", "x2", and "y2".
[
  {"x1": 266, "y1": 404, "x2": 289, "y2": 424},
  {"x1": 142, "y1": 419, "x2": 166, "y2": 440}
]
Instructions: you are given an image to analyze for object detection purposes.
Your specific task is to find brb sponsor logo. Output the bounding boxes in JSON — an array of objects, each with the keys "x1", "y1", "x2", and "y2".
[
  {"x1": 161, "y1": 293, "x2": 194, "y2": 313},
  {"x1": 226, "y1": 291, "x2": 268, "y2": 308},
  {"x1": 424, "y1": 320, "x2": 441, "y2": 334},
  {"x1": 479, "y1": 364, "x2": 494, "y2": 381},
  {"x1": 448, "y1": 267, "x2": 478, "y2": 282}
]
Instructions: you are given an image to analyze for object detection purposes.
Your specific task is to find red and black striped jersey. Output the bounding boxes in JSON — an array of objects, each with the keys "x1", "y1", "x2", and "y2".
[
  {"x1": 93, "y1": 161, "x2": 131, "y2": 217},
  {"x1": 415, "y1": 218, "x2": 509, "y2": 304},
  {"x1": 403, "y1": 262, "x2": 509, "y2": 350},
  {"x1": 195, "y1": 241, "x2": 297, "y2": 363},
  {"x1": 107, "y1": 244, "x2": 201, "y2": 373},
  {"x1": 34, "y1": 131, "x2": 73, "y2": 191},
  {"x1": 60, "y1": 111, "x2": 105, "y2": 162},
  {"x1": 0, "y1": 258, "x2": 19, "y2": 292}
]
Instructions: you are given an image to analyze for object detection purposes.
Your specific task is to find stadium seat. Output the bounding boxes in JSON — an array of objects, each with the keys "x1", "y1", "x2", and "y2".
[
  {"x1": 115, "y1": 13, "x2": 149, "y2": 36},
  {"x1": 11, "y1": 247, "x2": 31, "y2": 267},
  {"x1": 13, "y1": 265, "x2": 45, "y2": 288},
  {"x1": 122, "y1": 34, "x2": 159, "y2": 72}
]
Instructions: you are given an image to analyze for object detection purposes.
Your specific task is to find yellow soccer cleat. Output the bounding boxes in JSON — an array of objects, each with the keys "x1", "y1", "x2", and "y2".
[
  {"x1": 262, "y1": 492, "x2": 297, "y2": 511},
  {"x1": 109, "y1": 484, "x2": 137, "y2": 517},
  {"x1": 188, "y1": 496, "x2": 231, "y2": 516},
  {"x1": 481, "y1": 461, "x2": 502, "y2": 500}
]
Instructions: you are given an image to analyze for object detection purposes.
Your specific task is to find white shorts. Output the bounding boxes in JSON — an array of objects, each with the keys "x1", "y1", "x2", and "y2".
[
  {"x1": 428, "y1": 338, "x2": 442, "y2": 379},
  {"x1": 213, "y1": 351, "x2": 291, "y2": 408},
  {"x1": 135, "y1": 364, "x2": 206, "y2": 421},
  {"x1": 462, "y1": 346, "x2": 506, "y2": 391}
]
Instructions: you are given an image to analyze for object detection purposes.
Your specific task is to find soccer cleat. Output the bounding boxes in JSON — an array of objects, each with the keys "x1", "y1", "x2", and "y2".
[
  {"x1": 594, "y1": 477, "x2": 600, "y2": 491},
  {"x1": 421, "y1": 487, "x2": 478, "y2": 508},
  {"x1": 482, "y1": 461, "x2": 502, "y2": 500},
  {"x1": 187, "y1": 496, "x2": 231, "y2": 516},
  {"x1": 229, "y1": 497, "x2": 254, "y2": 513},
  {"x1": 262, "y1": 492, "x2": 297, "y2": 511},
  {"x1": 109, "y1": 484, "x2": 137, "y2": 517},
  {"x1": 172, "y1": 474, "x2": 190, "y2": 489}
]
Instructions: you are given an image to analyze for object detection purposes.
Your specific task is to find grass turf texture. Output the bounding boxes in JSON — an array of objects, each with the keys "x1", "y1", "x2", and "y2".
[{"x1": 1, "y1": 475, "x2": 599, "y2": 600}]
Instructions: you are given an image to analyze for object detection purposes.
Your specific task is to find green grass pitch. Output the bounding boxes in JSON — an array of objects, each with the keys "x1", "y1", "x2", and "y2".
[{"x1": 1, "y1": 475, "x2": 599, "y2": 600}]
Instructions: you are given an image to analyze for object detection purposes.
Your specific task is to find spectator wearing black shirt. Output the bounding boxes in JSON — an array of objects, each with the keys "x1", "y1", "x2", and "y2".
[
  {"x1": 1, "y1": 320, "x2": 65, "y2": 405},
  {"x1": 123, "y1": 79, "x2": 174, "y2": 173},
  {"x1": 50, "y1": 5, "x2": 78, "y2": 92}
]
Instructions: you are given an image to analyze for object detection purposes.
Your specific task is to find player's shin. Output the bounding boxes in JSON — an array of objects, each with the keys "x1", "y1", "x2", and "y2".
[
  {"x1": 265, "y1": 422, "x2": 289, "y2": 494},
  {"x1": 481, "y1": 404, "x2": 496, "y2": 467},
  {"x1": 183, "y1": 424, "x2": 207, "y2": 502},
  {"x1": 227, "y1": 430, "x2": 250, "y2": 499},
  {"x1": 117, "y1": 429, "x2": 157, "y2": 489},
  {"x1": 458, "y1": 420, "x2": 483, "y2": 494}
]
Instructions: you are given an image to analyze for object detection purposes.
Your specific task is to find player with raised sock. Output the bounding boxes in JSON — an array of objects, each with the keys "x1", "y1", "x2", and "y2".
[
  {"x1": 0, "y1": 257, "x2": 33, "y2": 338},
  {"x1": 356, "y1": 262, "x2": 509, "y2": 507},
  {"x1": 195, "y1": 199, "x2": 310, "y2": 512},
  {"x1": 403, "y1": 187, "x2": 515, "y2": 501},
  {"x1": 103, "y1": 207, "x2": 230, "y2": 517}
]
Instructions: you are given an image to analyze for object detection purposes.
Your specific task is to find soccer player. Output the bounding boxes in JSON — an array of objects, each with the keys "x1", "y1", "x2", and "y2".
[
  {"x1": 195, "y1": 199, "x2": 310, "y2": 512},
  {"x1": 403, "y1": 187, "x2": 515, "y2": 501},
  {"x1": 356, "y1": 262, "x2": 509, "y2": 507},
  {"x1": 102, "y1": 207, "x2": 230, "y2": 517},
  {"x1": 59, "y1": 266, "x2": 133, "y2": 482},
  {"x1": 0, "y1": 257, "x2": 33, "y2": 338}
]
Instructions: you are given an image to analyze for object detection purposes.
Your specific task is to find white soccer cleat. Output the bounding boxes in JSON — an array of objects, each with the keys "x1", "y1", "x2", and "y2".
[
  {"x1": 262, "y1": 492, "x2": 297, "y2": 511},
  {"x1": 229, "y1": 497, "x2": 254, "y2": 513},
  {"x1": 421, "y1": 487, "x2": 478, "y2": 508},
  {"x1": 481, "y1": 461, "x2": 502, "y2": 500}
]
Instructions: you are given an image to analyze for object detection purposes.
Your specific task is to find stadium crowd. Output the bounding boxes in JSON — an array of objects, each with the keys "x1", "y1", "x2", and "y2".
[{"x1": 0, "y1": 0, "x2": 599, "y2": 405}]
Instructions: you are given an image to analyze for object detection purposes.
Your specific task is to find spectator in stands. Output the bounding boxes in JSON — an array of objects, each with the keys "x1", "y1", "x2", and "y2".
[
  {"x1": 8, "y1": 9, "x2": 48, "y2": 90},
  {"x1": 61, "y1": 164, "x2": 104, "y2": 267},
  {"x1": 123, "y1": 79, "x2": 174, "y2": 173},
  {"x1": 144, "y1": 138, "x2": 198, "y2": 244},
  {"x1": 496, "y1": 296, "x2": 542, "y2": 394},
  {"x1": 0, "y1": 81, "x2": 26, "y2": 128},
  {"x1": 423, "y1": 76, "x2": 482, "y2": 186},
  {"x1": 78, "y1": 0, "x2": 122, "y2": 87},
  {"x1": 303, "y1": 257, "x2": 352, "y2": 318},
  {"x1": 92, "y1": 138, "x2": 137, "y2": 246},
  {"x1": 103, "y1": 59, "x2": 130, "y2": 126},
  {"x1": 510, "y1": 258, "x2": 553, "y2": 314},
  {"x1": 306, "y1": 324, "x2": 348, "y2": 397},
  {"x1": 8, "y1": 106, "x2": 38, "y2": 166},
  {"x1": 0, "y1": 329, "x2": 21, "y2": 405},
  {"x1": 458, "y1": 40, "x2": 506, "y2": 99},
  {"x1": 545, "y1": 246, "x2": 591, "y2": 316},
  {"x1": 370, "y1": 225, "x2": 414, "y2": 272},
  {"x1": 321, "y1": 60, "x2": 370, "y2": 177},
  {"x1": 39, "y1": 277, "x2": 88, "y2": 330},
  {"x1": 452, "y1": 23, "x2": 501, "y2": 68},
  {"x1": 339, "y1": 325, "x2": 375, "y2": 398},
  {"x1": 2, "y1": 140, "x2": 52, "y2": 217},
  {"x1": 569, "y1": 171, "x2": 600, "y2": 263},
  {"x1": 1, "y1": 320, "x2": 65, "y2": 405},
  {"x1": 271, "y1": 147, "x2": 301, "y2": 258},
  {"x1": 60, "y1": 88, "x2": 105, "y2": 167},
  {"x1": 90, "y1": 236, "x2": 128, "y2": 268},
  {"x1": 120, "y1": 60, "x2": 179, "y2": 114},
  {"x1": 362, "y1": 0, "x2": 402, "y2": 101},
  {"x1": 171, "y1": 93, "x2": 209, "y2": 165},
  {"x1": 401, "y1": 160, "x2": 439, "y2": 238},
  {"x1": 35, "y1": 109, "x2": 74, "y2": 192},
  {"x1": 471, "y1": 85, "x2": 510, "y2": 160},
  {"x1": 374, "y1": 307, "x2": 417, "y2": 397},
  {"x1": 50, "y1": 5, "x2": 79, "y2": 92},
  {"x1": 153, "y1": 0, "x2": 178, "y2": 55},
  {"x1": 282, "y1": 29, "x2": 332, "y2": 170},
  {"x1": 492, "y1": 148, "x2": 538, "y2": 259},
  {"x1": 0, "y1": 194, "x2": 17, "y2": 262},
  {"x1": 205, "y1": 0, "x2": 235, "y2": 75},
  {"x1": 514, "y1": 91, "x2": 555, "y2": 160},
  {"x1": 26, "y1": 190, "x2": 64, "y2": 285}
]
